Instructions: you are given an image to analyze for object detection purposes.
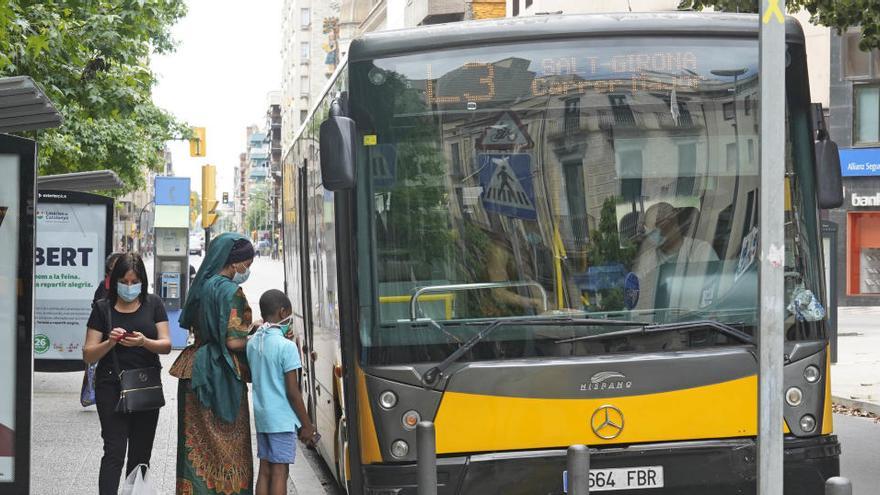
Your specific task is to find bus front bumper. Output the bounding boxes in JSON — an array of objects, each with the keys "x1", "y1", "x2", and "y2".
[{"x1": 362, "y1": 435, "x2": 840, "y2": 495}]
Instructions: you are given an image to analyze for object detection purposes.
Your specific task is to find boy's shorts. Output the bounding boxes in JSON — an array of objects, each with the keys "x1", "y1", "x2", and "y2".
[{"x1": 257, "y1": 431, "x2": 297, "y2": 464}]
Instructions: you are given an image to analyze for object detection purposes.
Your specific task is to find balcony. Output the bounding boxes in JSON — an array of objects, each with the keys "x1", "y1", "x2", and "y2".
[{"x1": 405, "y1": 0, "x2": 464, "y2": 26}]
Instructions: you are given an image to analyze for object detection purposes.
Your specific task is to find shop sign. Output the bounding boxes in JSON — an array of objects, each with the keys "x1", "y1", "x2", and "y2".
[
  {"x1": 840, "y1": 147, "x2": 880, "y2": 177},
  {"x1": 849, "y1": 192, "x2": 880, "y2": 208}
]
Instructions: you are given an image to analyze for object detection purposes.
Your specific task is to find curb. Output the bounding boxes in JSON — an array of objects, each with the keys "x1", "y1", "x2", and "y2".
[{"x1": 832, "y1": 395, "x2": 880, "y2": 416}]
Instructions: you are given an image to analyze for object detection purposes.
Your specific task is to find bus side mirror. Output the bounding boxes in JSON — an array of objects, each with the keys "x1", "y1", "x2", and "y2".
[
  {"x1": 814, "y1": 137, "x2": 843, "y2": 209},
  {"x1": 811, "y1": 103, "x2": 843, "y2": 209},
  {"x1": 319, "y1": 115, "x2": 357, "y2": 191}
]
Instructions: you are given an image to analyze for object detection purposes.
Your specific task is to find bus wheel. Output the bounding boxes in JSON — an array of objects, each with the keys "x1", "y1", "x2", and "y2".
[{"x1": 336, "y1": 416, "x2": 349, "y2": 492}]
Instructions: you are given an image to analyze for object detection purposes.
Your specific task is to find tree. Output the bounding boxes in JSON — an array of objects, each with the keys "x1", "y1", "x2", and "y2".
[
  {"x1": 679, "y1": 1, "x2": 880, "y2": 50},
  {"x1": 584, "y1": 197, "x2": 637, "y2": 312},
  {"x1": 0, "y1": 0, "x2": 189, "y2": 193},
  {"x1": 246, "y1": 185, "x2": 270, "y2": 234}
]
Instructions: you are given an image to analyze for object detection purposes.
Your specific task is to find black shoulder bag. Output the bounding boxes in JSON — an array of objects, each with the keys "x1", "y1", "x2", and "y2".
[{"x1": 102, "y1": 300, "x2": 165, "y2": 413}]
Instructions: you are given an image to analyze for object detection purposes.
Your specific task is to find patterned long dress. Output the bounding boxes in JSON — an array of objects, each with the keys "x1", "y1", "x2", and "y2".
[{"x1": 170, "y1": 287, "x2": 253, "y2": 495}]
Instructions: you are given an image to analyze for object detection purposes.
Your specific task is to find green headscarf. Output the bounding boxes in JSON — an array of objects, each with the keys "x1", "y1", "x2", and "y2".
[{"x1": 179, "y1": 232, "x2": 251, "y2": 423}]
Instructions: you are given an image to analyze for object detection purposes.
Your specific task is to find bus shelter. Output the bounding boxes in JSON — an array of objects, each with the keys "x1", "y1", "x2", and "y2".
[{"x1": 0, "y1": 75, "x2": 62, "y2": 495}]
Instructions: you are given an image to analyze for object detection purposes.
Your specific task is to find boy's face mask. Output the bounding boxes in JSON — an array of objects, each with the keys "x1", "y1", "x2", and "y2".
[{"x1": 269, "y1": 314, "x2": 293, "y2": 334}]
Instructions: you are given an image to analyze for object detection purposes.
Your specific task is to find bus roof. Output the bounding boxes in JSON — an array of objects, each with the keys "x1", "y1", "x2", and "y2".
[{"x1": 348, "y1": 12, "x2": 805, "y2": 62}]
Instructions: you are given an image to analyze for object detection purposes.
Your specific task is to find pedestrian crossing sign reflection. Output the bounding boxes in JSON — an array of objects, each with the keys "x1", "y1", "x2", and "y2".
[{"x1": 478, "y1": 153, "x2": 536, "y2": 220}]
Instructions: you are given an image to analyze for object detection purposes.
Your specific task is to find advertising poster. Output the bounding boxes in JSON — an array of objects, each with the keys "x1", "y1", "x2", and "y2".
[
  {"x1": 34, "y1": 193, "x2": 110, "y2": 368},
  {"x1": 0, "y1": 154, "x2": 20, "y2": 481}
]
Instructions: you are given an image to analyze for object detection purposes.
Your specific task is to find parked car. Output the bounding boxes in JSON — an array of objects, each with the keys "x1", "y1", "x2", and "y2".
[{"x1": 189, "y1": 234, "x2": 204, "y2": 256}]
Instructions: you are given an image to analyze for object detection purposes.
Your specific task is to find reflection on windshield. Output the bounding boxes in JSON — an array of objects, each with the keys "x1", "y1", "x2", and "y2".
[{"x1": 352, "y1": 38, "x2": 820, "y2": 347}]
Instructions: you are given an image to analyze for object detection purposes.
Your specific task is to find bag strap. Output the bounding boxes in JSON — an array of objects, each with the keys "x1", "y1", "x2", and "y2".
[{"x1": 101, "y1": 299, "x2": 123, "y2": 380}]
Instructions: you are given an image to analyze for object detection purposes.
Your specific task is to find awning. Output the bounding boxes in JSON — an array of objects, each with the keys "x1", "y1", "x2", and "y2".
[
  {"x1": 0, "y1": 76, "x2": 63, "y2": 133},
  {"x1": 37, "y1": 170, "x2": 124, "y2": 192}
]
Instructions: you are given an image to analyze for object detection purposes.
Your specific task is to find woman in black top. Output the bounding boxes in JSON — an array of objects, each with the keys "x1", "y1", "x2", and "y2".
[
  {"x1": 92, "y1": 252, "x2": 124, "y2": 304},
  {"x1": 83, "y1": 253, "x2": 171, "y2": 495}
]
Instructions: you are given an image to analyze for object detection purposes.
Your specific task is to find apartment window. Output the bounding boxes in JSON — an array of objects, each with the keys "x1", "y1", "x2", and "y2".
[
  {"x1": 450, "y1": 142, "x2": 462, "y2": 177},
  {"x1": 301, "y1": 41, "x2": 309, "y2": 59},
  {"x1": 854, "y1": 85, "x2": 880, "y2": 145},
  {"x1": 525, "y1": 0, "x2": 533, "y2": 6},
  {"x1": 301, "y1": 8, "x2": 310, "y2": 28},
  {"x1": 564, "y1": 98, "x2": 580, "y2": 134},
  {"x1": 300, "y1": 75, "x2": 309, "y2": 95},
  {"x1": 676, "y1": 143, "x2": 697, "y2": 196},
  {"x1": 726, "y1": 142, "x2": 738, "y2": 171},
  {"x1": 723, "y1": 101, "x2": 735, "y2": 120},
  {"x1": 609, "y1": 94, "x2": 635, "y2": 127},
  {"x1": 843, "y1": 30, "x2": 880, "y2": 80},
  {"x1": 512, "y1": 0, "x2": 519, "y2": 16}
]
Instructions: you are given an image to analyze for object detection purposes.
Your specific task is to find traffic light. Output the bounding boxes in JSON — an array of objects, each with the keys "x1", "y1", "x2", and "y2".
[
  {"x1": 201, "y1": 164, "x2": 218, "y2": 228},
  {"x1": 189, "y1": 127, "x2": 207, "y2": 157},
  {"x1": 222, "y1": 192, "x2": 229, "y2": 204},
  {"x1": 189, "y1": 192, "x2": 198, "y2": 227}
]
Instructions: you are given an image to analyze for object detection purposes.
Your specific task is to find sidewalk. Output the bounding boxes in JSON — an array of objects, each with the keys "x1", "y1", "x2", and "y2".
[
  {"x1": 831, "y1": 306, "x2": 880, "y2": 415},
  {"x1": 32, "y1": 351, "x2": 336, "y2": 495}
]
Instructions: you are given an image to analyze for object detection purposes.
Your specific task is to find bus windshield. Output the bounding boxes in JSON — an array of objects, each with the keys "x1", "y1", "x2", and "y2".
[{"x1": 350, "y1": 37, "x2": 825, "y2": 359}]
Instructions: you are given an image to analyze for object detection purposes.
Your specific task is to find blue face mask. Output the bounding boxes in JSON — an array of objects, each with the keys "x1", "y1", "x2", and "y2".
[
  {"x1": 117, "y1": 282, "x2": 141, "y2": 302},
  {"x1": 232, "y1": 266, "x2": 250, "y2": 285},
  {"x1": 647, "y1": 228, "x2": 666, "y2": 246}
]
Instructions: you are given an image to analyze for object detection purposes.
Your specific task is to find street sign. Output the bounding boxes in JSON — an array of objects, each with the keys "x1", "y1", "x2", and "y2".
[
  {"x1": 478, "y1": 153, "x2": 537, "y2": 220},
  {"x1": 154, "y1": 176, "x2": 190, "y2": 206},
  {"x1": 477, "y1": 112, "x2": 534, "y2": 149}
]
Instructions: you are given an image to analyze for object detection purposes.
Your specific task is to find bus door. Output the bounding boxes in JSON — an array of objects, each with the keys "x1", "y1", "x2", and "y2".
[{"x1": 298, "y1": 163, "x2": 318, "y2": 422}]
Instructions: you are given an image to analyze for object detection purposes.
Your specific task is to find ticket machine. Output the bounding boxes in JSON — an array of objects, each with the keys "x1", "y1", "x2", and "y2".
[{"x1": 153, "y1": 227, "x2": 189, "y2": 311}]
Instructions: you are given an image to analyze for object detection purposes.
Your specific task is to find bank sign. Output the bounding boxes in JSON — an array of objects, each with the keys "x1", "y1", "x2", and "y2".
[{"x1": 840, "y1": 147, "x2": 880, "y2": 177}]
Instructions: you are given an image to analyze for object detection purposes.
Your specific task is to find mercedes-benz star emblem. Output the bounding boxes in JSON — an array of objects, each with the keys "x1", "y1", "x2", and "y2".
[{"x1": 590, "y1": 405, "x2": 625, "y2": 440}]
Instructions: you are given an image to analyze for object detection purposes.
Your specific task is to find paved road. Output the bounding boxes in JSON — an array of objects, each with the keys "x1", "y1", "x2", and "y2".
[
  {"x1": 32, "y1": 255, "x2": 341, "y2": 494},
  {"x1": 834, "y1": 307, "x2": 880, "y2": 409},
  {"x1": 835, "y1": 412, "x2": 880, "y2": 495}
]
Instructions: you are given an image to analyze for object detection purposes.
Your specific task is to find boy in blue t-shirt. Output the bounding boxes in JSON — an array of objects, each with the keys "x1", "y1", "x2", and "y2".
[{"x1": 247, "y1": 289, "x2": 318, "y2": 495}]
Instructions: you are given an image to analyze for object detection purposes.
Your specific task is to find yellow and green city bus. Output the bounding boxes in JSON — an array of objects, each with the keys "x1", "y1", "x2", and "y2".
[{"x1": 281, "y1": 12, "x2": 843, "y2": 494}]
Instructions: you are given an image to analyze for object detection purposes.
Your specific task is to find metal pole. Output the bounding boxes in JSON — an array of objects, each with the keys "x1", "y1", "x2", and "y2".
[
  {"x1": 758, "y1": 3, "x2": 786, "y2": 495},
  {"x1": 566, "y1": 445, "x2": 589, "y2": 495},
  {"x1": 824, "y1": 477, "x2": 852, "y2": 495},
  {"x1": 416, "y1": 421, "x2": 437, "y2": 495}
]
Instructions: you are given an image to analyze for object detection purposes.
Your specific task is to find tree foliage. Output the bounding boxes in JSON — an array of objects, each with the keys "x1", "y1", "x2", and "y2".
[
  {"x1": 679, "y1": 1, "x2": 880, "y2": 50},
  {"x1": 0, "y1": 0, "x2": 189, "y2": 193}
]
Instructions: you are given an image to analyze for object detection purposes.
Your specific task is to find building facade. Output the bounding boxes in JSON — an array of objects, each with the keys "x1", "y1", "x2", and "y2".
[{"x1": 826, "y1": 29, "x2": 880, "y2": 306}]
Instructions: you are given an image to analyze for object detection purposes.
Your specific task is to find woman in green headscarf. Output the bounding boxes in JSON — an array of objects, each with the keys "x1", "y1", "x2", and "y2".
[{"x1": 170, "y1": 233, "x2": 256, "y2": 495}]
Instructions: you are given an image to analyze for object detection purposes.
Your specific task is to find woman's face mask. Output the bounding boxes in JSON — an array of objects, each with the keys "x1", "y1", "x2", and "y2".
[
  {"x1": 647, "y1": 228, "x2": 666, "y2": 246},
  {"x1": 232, "y1": 263, "x2": 251, "y2": 284},
  {"x1": 117, "y1": 282, "x2": 142, "y2": 302}
]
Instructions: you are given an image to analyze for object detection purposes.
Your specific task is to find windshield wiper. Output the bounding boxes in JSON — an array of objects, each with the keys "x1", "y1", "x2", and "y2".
[
  {"x1": 421, "y1": 317, "x2": 646, "y2": 385},
  {"x1": 553, "y1": 319, "x2": 754, "y2": 345}
]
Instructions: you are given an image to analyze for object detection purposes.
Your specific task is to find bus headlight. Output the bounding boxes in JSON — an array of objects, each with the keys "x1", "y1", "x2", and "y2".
[
  {"x1": 799, "y1": 414, "x2": 817, "y2": 433},
  {"x1": 804, "y1": 365, "x2": 821, "y2": 383},
  {"x1": 402, "y1": 410, "x2": 420, "y2": 430},
  {"x1": 379, "y1": 390, "x2": 398, "y2": 410},
  {"x1": 785, "y1": 387, "x2": 803, "y2": 407},
  {"x1": 390, "y1": 439, "x2": 409, "y2": 458}
]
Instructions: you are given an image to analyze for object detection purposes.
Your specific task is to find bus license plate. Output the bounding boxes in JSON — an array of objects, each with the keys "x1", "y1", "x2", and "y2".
[{"x1": 563, "y1": 466, "x2": 664, "y2": 492}]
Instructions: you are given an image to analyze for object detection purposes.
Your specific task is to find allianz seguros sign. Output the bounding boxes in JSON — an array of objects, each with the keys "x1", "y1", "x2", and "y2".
[{"x1": 840, "y1": 147, "x2": 880, "y2": 177}]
